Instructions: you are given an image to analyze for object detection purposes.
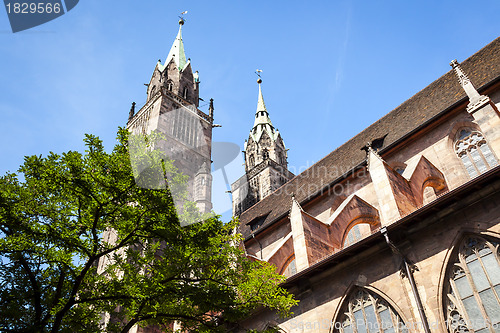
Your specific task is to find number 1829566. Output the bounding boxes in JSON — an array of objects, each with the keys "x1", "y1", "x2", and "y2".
[{"x1": 5, "y1": 2, "x2": 62, "y2": 14}]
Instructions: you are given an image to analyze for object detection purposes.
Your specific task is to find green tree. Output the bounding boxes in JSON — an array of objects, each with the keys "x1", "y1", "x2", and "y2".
[{"x1": 0, "y1": 128, "x2": 297, "y2": 332}]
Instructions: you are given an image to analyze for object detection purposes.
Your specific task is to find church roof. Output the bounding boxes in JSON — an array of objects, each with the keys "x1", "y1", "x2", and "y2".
[
  {"x1": 249, "y1": 80, "x2": 280, "y2": 142},
  {"x1": 238, "y1": 36, "x2": 500, "y2": 240},
  {"x1": 164, "y1": 19, "x2": 189, "y2": 72}
]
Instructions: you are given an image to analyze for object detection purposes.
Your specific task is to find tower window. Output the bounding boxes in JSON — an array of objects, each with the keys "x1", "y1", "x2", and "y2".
[
  {"x1": 167, "y1": 80, "x2": 173, "y2": 91},
  {"x1": 182, "y1": 86, "x2": 189, "y2": 99},
  {"x1": 455, "y1": 129, "x2": 498, "y2": 178},
  {"x1": 263, "y1": 148, "x2": 269, "y2": 159},
  {"x1": 249, "y1": 155, "x2": 255, "y2": 168}
]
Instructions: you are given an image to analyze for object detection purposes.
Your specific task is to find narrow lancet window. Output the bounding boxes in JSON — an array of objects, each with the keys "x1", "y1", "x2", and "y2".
[{"x1": 249, "y1": 155, "x2": 255, "y2": 168}]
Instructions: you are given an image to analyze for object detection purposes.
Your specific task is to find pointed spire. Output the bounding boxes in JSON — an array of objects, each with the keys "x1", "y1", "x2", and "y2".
[
  {"x1": 450, "y1": 59, "x2": 490, "y2": 113},
  {"x1": 165, "y1": 19, "x2": 188, "y2": 71},
  {"x1": 209, "y1": 98, "x2": 214, "y2": 121},
  {"x1": 251, "y1": 78, "x2": 277, "y2": 141},
  {"x1": 256, "y1": 78, "x2": 267, "y2": 113},
  {"x1": 450, "y1": 59, "x2": 481, "y2": 100},
  {"x1": 128, "y1": 102, "x2": 136, "y2": 123}
]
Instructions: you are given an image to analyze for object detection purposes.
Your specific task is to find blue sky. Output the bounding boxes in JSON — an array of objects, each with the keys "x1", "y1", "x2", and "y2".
[{"x1": 1, "y1": 1, "x2": 500, "y2": 217}]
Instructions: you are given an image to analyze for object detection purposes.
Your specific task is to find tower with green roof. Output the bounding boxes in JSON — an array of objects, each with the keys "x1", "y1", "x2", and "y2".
[
  {"x1": 127, "y1": 18, "x2": 213, "y2": 214},
  {"x1": 231, "y1": 78, "x2": 294, "y2": 217}
]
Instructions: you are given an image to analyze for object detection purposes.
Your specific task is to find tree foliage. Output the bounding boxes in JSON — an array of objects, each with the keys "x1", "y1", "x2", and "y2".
[{"x1": 0, "y1": 128, "x2": 297, "y2": 332}]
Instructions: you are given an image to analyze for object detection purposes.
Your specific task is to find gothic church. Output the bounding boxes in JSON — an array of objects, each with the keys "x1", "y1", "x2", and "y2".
[
  {"x1": 233, "y1": 38, "x2": 500, "y2": 333},
  {"x1": 128, "y1": 18, "x2": 500, "y2": 333}
]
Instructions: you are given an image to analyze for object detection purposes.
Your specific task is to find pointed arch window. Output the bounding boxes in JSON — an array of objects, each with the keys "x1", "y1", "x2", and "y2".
[
  {"x1": 343, "y1": 224, "x2": 372, "y2": 248},
  {"x1": 277, "y1": 151, "x2": 284, "y2": 165},
  {"x1": 455, "y1": 129, "x2": 498, "y2": 178},
  {"x1": 167, "y1": 80, "x2": 173, "y2": 91},
  {"x1": 333, "y1": 288, "x2": 407, "y2": 333},
  {"x1": 280, "y1": 255, "x2": 297, "y2": 278},
  {"x1": 444, "y1": 236, "x2": 500, "y2": 333},
  {"x1": 263, "y1": 148, "x2": 269, "y2": 160},
  {"x1": 182, "y1": 86, "x2": 189, "y2": 99},
  {"x1": 249, "y1": 155, "x2": 255, "y2": 168}
]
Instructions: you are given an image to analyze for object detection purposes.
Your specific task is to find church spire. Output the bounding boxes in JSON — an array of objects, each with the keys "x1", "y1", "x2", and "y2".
[
  {"x1": 231, "y1": 76, "x2": 294, "y2": 216},
  {"x1": 251, "y1": 78, "x2": 278, "y2": 142},
  {"x1": 165, "y1": 19, "x2": 188, "y2": 71},
  {"x1": 256, "y1": 78, "x2": 268, "y2": 114}
]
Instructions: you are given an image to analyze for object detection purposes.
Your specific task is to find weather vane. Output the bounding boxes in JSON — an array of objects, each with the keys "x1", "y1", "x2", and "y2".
[
  {"x1": 255, "y1": 69, "x2": 263, "y2": 78},
  {"x1": 179, "y1": 10, "x2": 188, "y2": 21}
]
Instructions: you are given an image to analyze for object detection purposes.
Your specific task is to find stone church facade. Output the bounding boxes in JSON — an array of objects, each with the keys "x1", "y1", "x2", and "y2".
[
  {"x1": 233, "y1": 38, "x2": 500, "y2": 333},
  {"x1": 121, "y1": 18, "x2": 500, "y2": 333}
]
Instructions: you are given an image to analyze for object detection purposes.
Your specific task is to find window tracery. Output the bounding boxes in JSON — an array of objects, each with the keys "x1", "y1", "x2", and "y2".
[
  {"x1": 454, "y1": 129, "x2": 498, "y2": 178},
  {"x1": 444, "y1": 236, "x2": 500, "y2": 333},
  {"x1": 333, "y1": 288, "x2": 407, "y2": 333}
]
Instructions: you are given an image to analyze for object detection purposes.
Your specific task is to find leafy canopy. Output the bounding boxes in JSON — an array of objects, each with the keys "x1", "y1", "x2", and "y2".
[{"x1": 0, "y1": 128, "x2": 297, "y2": 332}]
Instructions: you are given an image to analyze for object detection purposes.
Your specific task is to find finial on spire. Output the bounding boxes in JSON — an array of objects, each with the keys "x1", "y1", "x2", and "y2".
[
  {"x1": 255, "y1": 69, "x2": 263, "y2": 84},
  {"x1": 450, "y1": 59, "x2": 490, "y2": 113},
  {"x1": 179, "y1": 10, "x2": 188, "y2": 25}
]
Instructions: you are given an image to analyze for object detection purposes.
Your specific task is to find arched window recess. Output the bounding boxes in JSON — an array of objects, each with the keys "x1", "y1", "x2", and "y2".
[
  {"x1": 333, "y1": 287, "x2": 408, "y2": 333},
  {"x1": 444, "y1": 235, "x2": 500, "y2": 333},
  {"x1": 248, "y1": 154, "x2": 255, "y2": 168},
  {"x1": 454, "y1": 129, "x2": 498, "y2": 178}
]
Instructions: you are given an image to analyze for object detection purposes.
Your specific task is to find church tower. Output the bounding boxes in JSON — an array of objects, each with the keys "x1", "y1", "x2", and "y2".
[
  {"x1": 231, "y1": 78, "x2": 294, "y2": 216},
  {"x1": 127, "y1": 18, "x2": 213, "y2": 214}
]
